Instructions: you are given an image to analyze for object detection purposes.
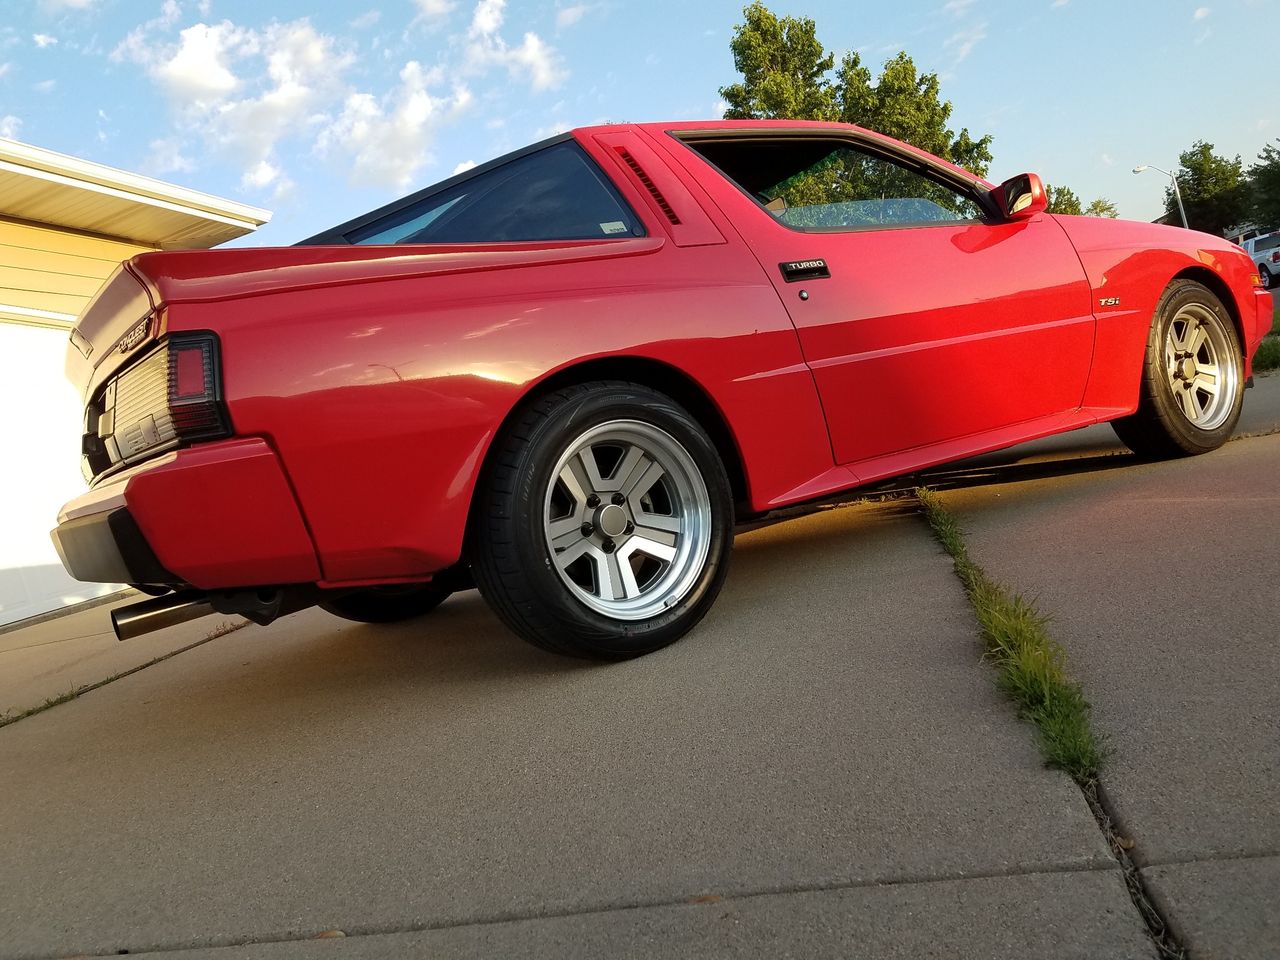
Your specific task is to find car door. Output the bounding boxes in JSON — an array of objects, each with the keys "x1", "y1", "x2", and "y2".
[{"x1": 655, "y1": 132, "x2": 1096, "y2": 467}]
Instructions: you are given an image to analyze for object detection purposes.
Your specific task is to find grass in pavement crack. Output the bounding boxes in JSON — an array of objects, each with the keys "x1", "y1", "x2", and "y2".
[
  {"x1": 0, "y1": 619, "x2": 248, "y2": 730},
  {"x1": 916, "y1": 487, "x2": 1106, "y2": 782}
]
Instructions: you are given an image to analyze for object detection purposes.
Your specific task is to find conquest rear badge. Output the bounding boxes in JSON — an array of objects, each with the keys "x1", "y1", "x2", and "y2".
[{"x1": 117, "y1": 319, "x2": 150, "y2": 354}]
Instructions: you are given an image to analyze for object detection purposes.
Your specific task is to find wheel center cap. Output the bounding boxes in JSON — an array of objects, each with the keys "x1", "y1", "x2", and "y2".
[
  {"x1": 596, "y1": 503, "x2": 629, "y2": 538},
  {"x1": 1178, "y1": 357, "x2": 1197, "y2": 381}
]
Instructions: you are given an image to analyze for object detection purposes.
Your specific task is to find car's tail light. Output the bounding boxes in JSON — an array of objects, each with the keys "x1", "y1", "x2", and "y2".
[
  {"x1": 81, "y1": 333, "x2": 230, "y2": 483},
  {"x1": 1270, "y1": 251, "x2": 1279, "y2": 263},
  {"x1": 167, "y1": 334, "x2": 227, "y2": 438}
]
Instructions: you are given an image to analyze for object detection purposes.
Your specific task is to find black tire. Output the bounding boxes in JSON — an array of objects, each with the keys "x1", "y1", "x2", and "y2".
[
  {"x1": 1260, "y1": 265, "x2": 1273, "y2": 290},
  {"x1": 469, "y1": 380, "x2": 734, "y2": 659},
  {"x1": 320, "y1": 582, "x2": 452, "y2": 624},
  {"x1": 1111, "y1": 280, "x2": 1244, "y2": 458}
]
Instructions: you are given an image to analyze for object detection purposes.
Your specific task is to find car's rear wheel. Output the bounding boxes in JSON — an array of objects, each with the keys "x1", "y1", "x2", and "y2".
[
  {"x1": 1111, "y1": 280, "x2": 1244, "y2": 458},
  {"x1": 469, "y1": 381, "x2": 734, "y2": 659},
  {"x1": 321, "y1": 582, "x2": 452, "y2": 623},
  {"x1": 1260, "y1": 264, "x2": 1273, "y2": 289}
]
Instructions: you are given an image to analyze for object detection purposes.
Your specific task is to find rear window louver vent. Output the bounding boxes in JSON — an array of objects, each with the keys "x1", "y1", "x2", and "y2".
[{"x1": 616, "y1": 148, "x2": 682, "y2": 225}]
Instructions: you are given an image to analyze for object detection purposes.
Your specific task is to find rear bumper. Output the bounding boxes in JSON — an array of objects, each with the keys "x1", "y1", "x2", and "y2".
[{"x1": 51, "y1": 437, "x2": 321, "y2": 590}]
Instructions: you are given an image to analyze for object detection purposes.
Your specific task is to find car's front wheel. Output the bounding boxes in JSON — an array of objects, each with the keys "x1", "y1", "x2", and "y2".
[
  {"x1": 469, "y1": 381, "x2": 734, "y2": 659},
  {"x1": 1111, "y1": 280, "x2": 1244, "y2": 458}
]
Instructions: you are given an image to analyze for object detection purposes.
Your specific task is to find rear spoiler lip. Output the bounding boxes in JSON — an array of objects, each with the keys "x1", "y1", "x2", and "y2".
[{"x1": 64, "y1": 259, "x2": 157, "y2": 400}]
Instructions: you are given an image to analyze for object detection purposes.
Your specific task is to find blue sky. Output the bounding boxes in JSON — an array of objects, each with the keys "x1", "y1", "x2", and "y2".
[{"x1": 1, "y1": 0, "x2": 1275, "y2": 246}]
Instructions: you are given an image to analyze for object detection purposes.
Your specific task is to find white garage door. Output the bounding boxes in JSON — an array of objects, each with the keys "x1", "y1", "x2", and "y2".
[{"x1": 0, "y1": 322, "x2": 120, "y2": 626}]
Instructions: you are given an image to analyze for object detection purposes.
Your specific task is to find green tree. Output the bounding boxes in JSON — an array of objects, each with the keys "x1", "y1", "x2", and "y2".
[
  {"x1": 1084, "y1": 197, "x2": 1119, "y2": 218},
  {"x1": 720, "y1": 2, "x2": 993, "y2": 177},
  {"x1": 1247, "y1": 139, "x2": 1280, "y2": 230},
  {"x1": 1045, "y1": 184, "x2": 1083, "y2": 216},
  {"x1": 720, "y1": 3, "x2": 835, "y2": 121},
  {"x1": 1167, "y1": 141, "x2": 1248, "y2": 236}
]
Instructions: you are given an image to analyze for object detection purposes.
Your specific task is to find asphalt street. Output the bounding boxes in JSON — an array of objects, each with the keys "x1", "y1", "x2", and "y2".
[{"x1": 1, "y1": 375, "x2": 1277, "y2": 959}]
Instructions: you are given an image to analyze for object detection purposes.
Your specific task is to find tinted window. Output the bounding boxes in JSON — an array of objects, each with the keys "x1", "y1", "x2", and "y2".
[
  {"x1": 1256, "y1": 235, "x2": 1280, "y2": 253},
  {"x1": 349, "y1": 142, "x2": 643, "y2": 245},
  {"x1": 686, "y1": 137, "x2": 982, "y2": 232}
]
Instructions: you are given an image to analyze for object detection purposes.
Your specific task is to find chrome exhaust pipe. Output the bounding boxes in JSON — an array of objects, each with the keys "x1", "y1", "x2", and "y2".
[{"x1": 111, "y1": 591, "x2": 214, "y2": 641}]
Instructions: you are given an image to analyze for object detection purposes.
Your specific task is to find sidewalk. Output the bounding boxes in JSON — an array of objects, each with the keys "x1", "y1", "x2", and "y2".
[
  {"x1": 0, "y1": 503, "x2": 1149, "y2": 959},
  {"x1": 3, "y1": 380, "x2": 1276, "y2": 957},
  {"x1": 930, "y1": 433, "x2": 1280, "y2": 958},
  {"x1": 0, "y1": 590, "x2": 245, "y2": 722}
]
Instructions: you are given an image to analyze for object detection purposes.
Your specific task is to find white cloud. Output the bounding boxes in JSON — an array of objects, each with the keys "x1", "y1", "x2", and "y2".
[
  {"x1": 471, "y1": 0, "x2": 505, "y2": 36},
  {"x1": 318, "y1": 60, "x2": 473, "y2": 190},
  {"x1": 0, "y1": 62, "x2": 11, "y2": 78},
  {"x1": 466, "y1": 0, "x2": 565, "y2": 91},
  {"x1": 1193, "y1": 6, "x2": 1211, "y2": 19},
  {"x1": 452, "y1": 159, "x2": 477, "y2": 174},
  {"x1": 242, "y1": 159, "x2": 280, "y2": 189},
  {"x1": 111, "y1": 1, "x2": 561, "y2": 196},
  {"x1": 33, "y1": 33, "x2": 58, "y2": 48},
  {"x1": 1051, "y1": 0, "x2": 1069, "y2": 7},
  {"x1": 415, "y1": 0, "x2": 458, "y2": 20},
  {"x1": 39, "y1": 0, "x2": 98, "y2": 10},
  {"x1": 154, "y1": 22, "x2": 249, "y2": 104},
  {"x1": 943, "y1": 0, "x2": 976, "y2": 15},
  {"x1": 1100, "y1": 152, "x2": 1114, "y2": 167},
  {"x1": 146, "y1": 136, "x2": 195, "y2": 175},
  {"x1": 34, "y1": 78, "x2": 56, "y2": 92},
  {"x1": 557, "y1": 4, "x2": 590, "y2": 28},
  {"x1": 350, "y1": 11, "x2": 381, "y2": 29},
  {"x1": 505, "y1": 33, "x2": 564, "y2": 90},
  {"x1": 0, "y1": 114, "x2": 21, "y2": 139},
  {"x1": 943, "y1": 23, "x2": 986, "y2": 63},
  {"x1": 116, "y1": 16, "x2": 354, "y2": 195}
]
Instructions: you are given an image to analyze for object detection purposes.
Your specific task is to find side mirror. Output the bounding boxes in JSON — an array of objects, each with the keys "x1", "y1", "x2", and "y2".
[{"x1": 996, "y1": 173, "x2": 1047, "y2": 220}]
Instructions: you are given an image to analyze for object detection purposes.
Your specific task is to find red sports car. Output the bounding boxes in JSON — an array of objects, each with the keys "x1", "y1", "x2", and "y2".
[{"x1": 52, "y1": 120, "x2": 1271, "y2": 658}]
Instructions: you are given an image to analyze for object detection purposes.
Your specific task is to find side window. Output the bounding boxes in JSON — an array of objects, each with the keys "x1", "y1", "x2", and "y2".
[
  {"x1": 348, "y1": 141, "x2": 644, "y2": 245},
  {"x1": 686, "y1": 138, "x2": 983, "y2": 232}
]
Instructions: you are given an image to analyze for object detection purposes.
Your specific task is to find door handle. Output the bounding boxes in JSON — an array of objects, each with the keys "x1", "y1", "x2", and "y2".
[{"x1": 779, "y1": 259, "x2": 831, "y2": 283}]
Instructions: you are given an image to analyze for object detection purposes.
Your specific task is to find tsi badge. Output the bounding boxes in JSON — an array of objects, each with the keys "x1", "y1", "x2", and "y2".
[
  {"x1": 117, "y1": 319, "x2": 150, "y2": 354},
  {"x1": 1098, "y1": 297, "x2": 1121, "y2": 308}
]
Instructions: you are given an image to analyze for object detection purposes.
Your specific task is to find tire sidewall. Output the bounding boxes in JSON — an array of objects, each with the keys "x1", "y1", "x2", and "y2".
[
  {"x1": 500, "y1": 384, "x2": 733, "y2": 656},
  {"x1": 1147, "y1": 283, "x2": 1244, "y2": 453}
]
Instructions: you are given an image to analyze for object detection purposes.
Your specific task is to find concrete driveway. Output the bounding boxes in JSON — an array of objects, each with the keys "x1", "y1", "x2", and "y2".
[{"x1": 2, "y1": 377, "x2": 1278, "y2": 959}]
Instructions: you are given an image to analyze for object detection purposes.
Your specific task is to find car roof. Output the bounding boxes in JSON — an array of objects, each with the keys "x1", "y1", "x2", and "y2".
[{"x1": 573, "y1": 119, "x2": 994, "y2": 189}]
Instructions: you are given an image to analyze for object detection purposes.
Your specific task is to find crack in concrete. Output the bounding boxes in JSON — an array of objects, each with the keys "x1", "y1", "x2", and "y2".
[{"x1": 15, "y1": 862, "x2": 1123, "y2": 960}]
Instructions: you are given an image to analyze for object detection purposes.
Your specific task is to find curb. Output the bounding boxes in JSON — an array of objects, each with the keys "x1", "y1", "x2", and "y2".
[{"x1": 0, "y1": 589, "x2": 137, "y2": 638}]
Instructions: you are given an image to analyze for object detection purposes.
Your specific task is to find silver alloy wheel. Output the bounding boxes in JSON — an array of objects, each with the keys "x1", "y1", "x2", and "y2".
[
  {"x1": 1163, "y1": 302, "x2": 1239, "y2": 431},
  {"x1": 542, "y1": 419, "x2": 712, "y2": 621}
]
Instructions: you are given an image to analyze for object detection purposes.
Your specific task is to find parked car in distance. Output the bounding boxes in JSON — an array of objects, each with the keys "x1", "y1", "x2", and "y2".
[
  {"x1": 51, "y1": 120, "x2": 1272, "y2": 660},
  {"x1": 1241, "y1": 232, "x2": 1280, "y2": 288}
]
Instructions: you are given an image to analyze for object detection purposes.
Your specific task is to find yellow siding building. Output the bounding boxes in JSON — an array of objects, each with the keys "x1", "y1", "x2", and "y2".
[{"x1": 0, "y1": 138, "x2": 269, "y2": 625}]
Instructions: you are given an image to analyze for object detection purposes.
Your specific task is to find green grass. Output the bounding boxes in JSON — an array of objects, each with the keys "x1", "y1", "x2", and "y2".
[
  {"x1": 1271, "y1": 308, "x2": 1279, "y2": 337},
  {"x1": 1256, "y1": 334, "x2": 1280, "y2": 373},
  {"x1": 916, "y1": 488, "x2": 1106, "y2": 782}
]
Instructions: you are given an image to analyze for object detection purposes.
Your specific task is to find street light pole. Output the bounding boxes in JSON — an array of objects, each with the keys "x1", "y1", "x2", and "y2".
[{"x1": 1133, "y1": 164, "x2": 1189, "y2": 229}]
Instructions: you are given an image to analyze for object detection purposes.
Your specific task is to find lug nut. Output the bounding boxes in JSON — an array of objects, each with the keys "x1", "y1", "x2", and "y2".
[
  {"x1": 602, "y1": 539, "x2": 616, "y2": 553},
  {"x1": 624, "y1": 521, "x2": 635, "y2": 534},
  {"x1": 580, "y1": 522, "x2": 594, "y2": 537},
  {"x1": 586, "y1": 494, "x2": 601, "y2": 508},
  {"x1": 611, "y1": 493, "x2": 626, "y2": 506}
]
